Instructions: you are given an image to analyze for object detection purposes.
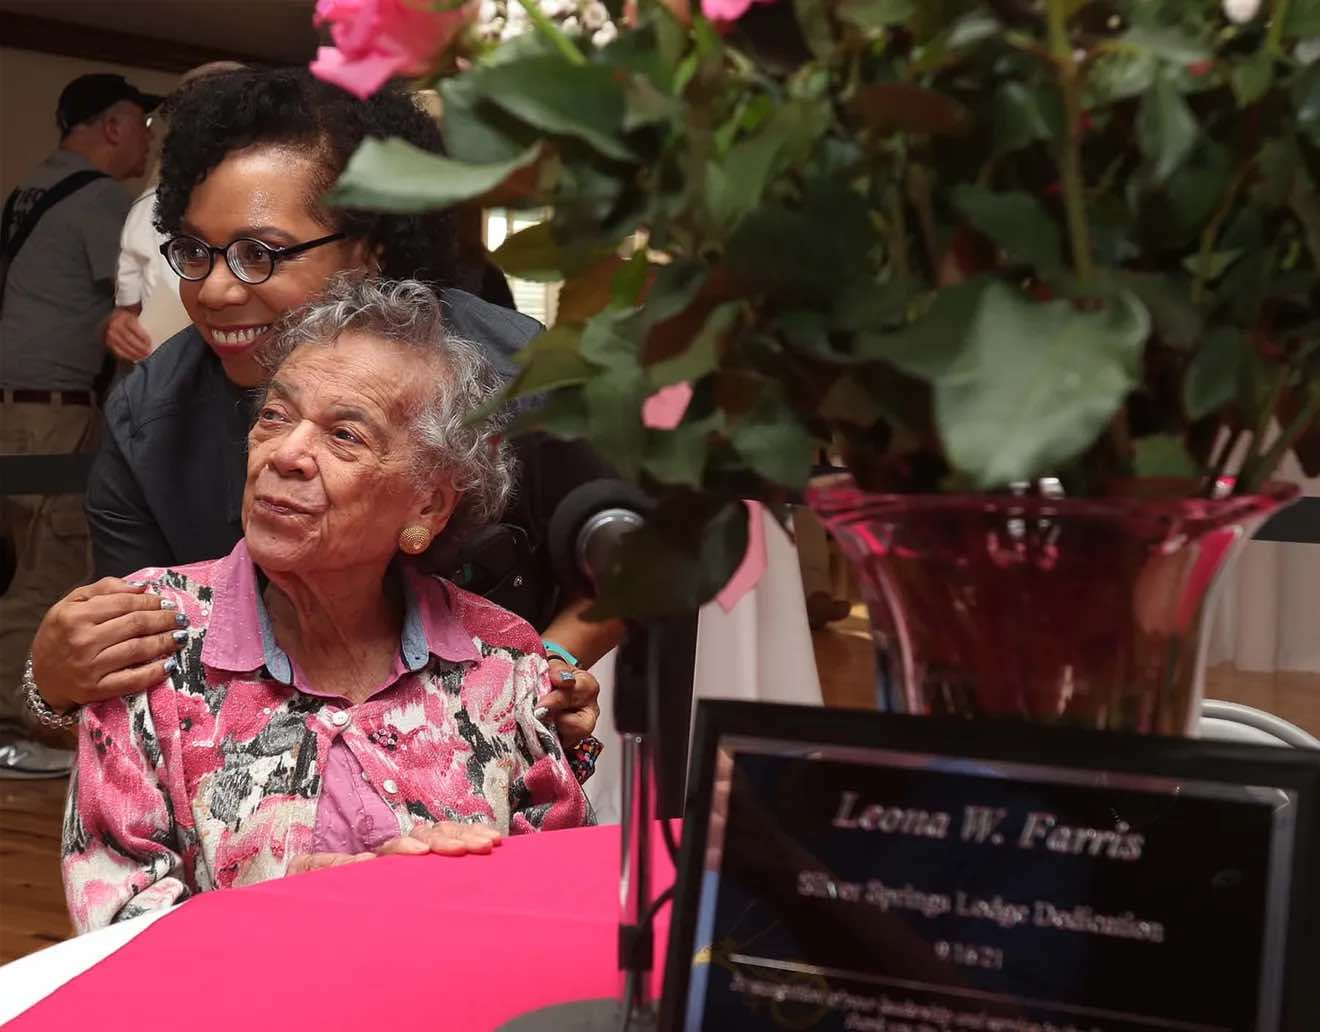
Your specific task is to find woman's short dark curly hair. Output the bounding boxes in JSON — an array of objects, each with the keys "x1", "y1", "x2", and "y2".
[{"x1": 155, "y1": 67, "x2": 457, "y2": 285}]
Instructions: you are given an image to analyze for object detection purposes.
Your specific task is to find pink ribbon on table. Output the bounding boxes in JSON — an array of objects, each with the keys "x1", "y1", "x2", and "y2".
[{"x1": 715, "y1": 501, "x2": 768, "y2": 613}]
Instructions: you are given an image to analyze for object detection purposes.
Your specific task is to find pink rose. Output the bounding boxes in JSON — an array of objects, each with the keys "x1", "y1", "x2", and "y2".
[
  {"x1": 641, "y1": 381, "x2": 693, "y2": 430},
  {"x1": 311, "y1": 0, "x2": 475, "y2": 99},
  {"x1": 700, "y1": 0, "x2": 773, "y2": 23}
]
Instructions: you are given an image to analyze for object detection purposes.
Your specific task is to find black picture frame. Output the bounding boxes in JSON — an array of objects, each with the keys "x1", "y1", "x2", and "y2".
[{"x1": 660, "y1": 701, "x2": 1320, "y2": 1032}]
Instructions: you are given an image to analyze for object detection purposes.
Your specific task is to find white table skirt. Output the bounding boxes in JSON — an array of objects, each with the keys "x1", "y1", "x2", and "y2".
[{"x1": 0, "y1": 905, "x2": 179, "y2": 1025}]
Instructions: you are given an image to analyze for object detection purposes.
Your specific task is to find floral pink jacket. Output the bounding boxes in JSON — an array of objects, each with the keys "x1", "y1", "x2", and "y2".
[{"x1": 62, "y1": 541, "x2": 590, "y2": 933}]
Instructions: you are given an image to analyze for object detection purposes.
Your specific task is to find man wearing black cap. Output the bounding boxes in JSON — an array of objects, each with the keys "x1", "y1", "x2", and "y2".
[{"x1": 0, "y1": 73, "x2": 161, "y2": 777}]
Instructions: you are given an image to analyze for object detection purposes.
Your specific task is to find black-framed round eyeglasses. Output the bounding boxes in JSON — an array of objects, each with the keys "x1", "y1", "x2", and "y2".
[{"x1": 159, "y1": 232, "x2": 347, "y2": 286}]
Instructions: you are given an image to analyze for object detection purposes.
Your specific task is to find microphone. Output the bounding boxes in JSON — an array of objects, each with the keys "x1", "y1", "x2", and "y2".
[{"x1": 547, "y1": 479, "x2": 655, "y2": 600}]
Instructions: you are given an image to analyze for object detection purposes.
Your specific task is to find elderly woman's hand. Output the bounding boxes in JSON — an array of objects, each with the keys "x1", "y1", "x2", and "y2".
[
  {"x1": 286, "y1": 823, "x2": 503, "y2": 876},
  {"x1": 542, "y1": 659, "x2": 601, "y2": 748},
  {"x1": 376, "y1": 821, "x2": 503, "y2": 857}
]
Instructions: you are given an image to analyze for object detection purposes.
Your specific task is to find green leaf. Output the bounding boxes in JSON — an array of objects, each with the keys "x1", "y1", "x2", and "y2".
[
  {"x1": 1161, "y1": 138, "x2": 1233, "y2": 241},
  {"x1": 945, "y1": 9, "x2": 998, "y2": 48},
  {"x1": 992, "y1": 81, "x2": 1060, "y2": 155},
  {"x1": 726, "y1": 182, "x2": 876, "y2": 303},
  {"x1": 1293, "y1": 64, "x2": 1320, "y2": 147},
  {"x1": 1118, "y1": 27, "x2": 1212, "y2": 64},
  {"x1": 648, "y1": 302, "x2": 741, "y2": 385},
  {"x1": 793, "y1": 0, "x2": 834, "y2": 60},
  {"x1": 642, "y1": 415, "x2": 722, "y2": 488},
  {"x1": 504, "y1": 324, "x2": 596, "y2": 403},
  {"x1": 1133, "y1": 435, "x2": 1200, "y2": 479},
  {"x1": 506, "y1": 388, "x2": 590, "y2": 440},
  {"x1": 706, "y1": 101, "x2": 827, "y2": 231},
  {"x1": 855, "y1": 280, "x2": 990, "y2": 379},
  {"x1": 833, "y1": 276, "x2": 918, "y2": 333},
  {"x1": 635, "y1": 260, "x2": 709, "y2": 330},
  {"x1": 1180, "y1": 249, "x2": 1244, "y2": 281},
  {"x1": 622, "y1": 75, "x2": 676, "y2": 132},
  {"x1": 1285, "y1": 0, "x2": 1320, "y2": 36},
  {"x1": 1137, "y1": 74, "x2": 1198, "y2": 185},
  {"x1": 837, "y1": 0, "x2": 915, "y2": 30},
  {"x1": 951, "y1": 185, "x2": 1063, "y2": 270},
  {"x1": 1232, "y1": 50, "x2": 1275, "y2": 107},
  {"x1": 581, "y1": 262, "x2": 709, "y2": 371},
  {"x1": 1087, "y1": 51, "x2": 1160, "y2": 104},
  {"x1": 438, "y1": 76, "x2": 534, "y2": 165},
  {"x1": 598, "y1": 18, "x2": 680, "y2": 91},
  {"x1": 1184, "y1": 326, "x2": 1246, "y2": 420},
  {"x1": 326, "y1": 139, "x2": 541, "y2": 212},
  {"x1": 612, "y1": 252, "x2": 650, "y2": 308},
  {"x1": 492, "y1": 222, "x2": 613, "y2": 282},
  {"x1": 581, "y1": 309, "x2": 643, "y2": 371},
  {"x1": 934, "y1": 286, "x2": 1150, "y2": 488},
  {"x1": 472, "y1": 57, "x2": 637, "y2": 162},
  {"x1": 776, "y1": 308, "x2": 865, "y2": 364},
  {"x1": 1102, "y1": 271, "x2": 1202, "y2": 351},
  {"x1": 584, "y1": 367, "x2": 648, "y2": 477},
  {"x1": 729, "y1": 395, "x2": 818, "y2": 489}
]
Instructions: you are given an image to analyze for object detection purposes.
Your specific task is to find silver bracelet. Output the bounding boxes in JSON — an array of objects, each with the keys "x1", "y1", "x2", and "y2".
[{"x1": 22, "y1": 654, "x2": 79, "y2": 730}]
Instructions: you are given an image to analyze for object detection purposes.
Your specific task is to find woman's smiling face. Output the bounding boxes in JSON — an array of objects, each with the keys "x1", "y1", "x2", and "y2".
[{"x1": 177, "y1": 145, "x2": 364, "y2": 387}]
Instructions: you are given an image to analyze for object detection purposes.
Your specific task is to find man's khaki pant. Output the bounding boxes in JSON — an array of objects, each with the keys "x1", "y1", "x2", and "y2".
[{"x1": 0, "y1": 396, "x2": 97, "y2": 729}]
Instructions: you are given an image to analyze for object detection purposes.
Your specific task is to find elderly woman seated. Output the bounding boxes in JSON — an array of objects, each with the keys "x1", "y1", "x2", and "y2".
[{"x1": 62, "y1": 277, "x2": 591, "y2": 932}]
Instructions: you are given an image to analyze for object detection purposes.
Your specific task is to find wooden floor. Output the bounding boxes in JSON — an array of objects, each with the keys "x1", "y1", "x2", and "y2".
[
  {"x1": 0, "y1": 777, "x2": 70, "y2": 964},
  {"x1": 2, "y1": 607, "x2": 1315, "y2": 967}
]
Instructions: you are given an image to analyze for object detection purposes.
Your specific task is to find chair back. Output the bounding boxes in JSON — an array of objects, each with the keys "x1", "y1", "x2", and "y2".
[{"x1": 1199, "y1": 699, "x2": 1320, "y2": 749}]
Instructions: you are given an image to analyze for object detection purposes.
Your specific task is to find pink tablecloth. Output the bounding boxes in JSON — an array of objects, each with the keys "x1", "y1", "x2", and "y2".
[{"x1": 10, "y1": 824, "x2": 675, "y2": 1031}]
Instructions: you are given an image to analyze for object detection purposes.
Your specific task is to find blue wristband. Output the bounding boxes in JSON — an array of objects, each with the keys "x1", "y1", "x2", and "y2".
[{"x1": 542, "y1": 639, "x2": 580, "y2": 667}]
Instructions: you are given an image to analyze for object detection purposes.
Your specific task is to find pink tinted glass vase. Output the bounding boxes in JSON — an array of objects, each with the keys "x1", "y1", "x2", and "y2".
[{"x1": 806, "y1": 475, "x2": 1298, "y2": 735}]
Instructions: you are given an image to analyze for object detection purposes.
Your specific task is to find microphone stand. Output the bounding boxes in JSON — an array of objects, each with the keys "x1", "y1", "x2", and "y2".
[{"x1": 500, "y1": 625, "x2": 662, "y2": 1031}]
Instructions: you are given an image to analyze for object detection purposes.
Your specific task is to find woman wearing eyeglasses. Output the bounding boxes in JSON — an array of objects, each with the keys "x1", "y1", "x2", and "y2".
[{"x1": 25, "y1": 69, "x2": 613, "y2": 766}]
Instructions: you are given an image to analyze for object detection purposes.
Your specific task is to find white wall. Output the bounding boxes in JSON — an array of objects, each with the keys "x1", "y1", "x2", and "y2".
[{"x1": 1, "y1": 47, "x2": 179, "y2": 198}]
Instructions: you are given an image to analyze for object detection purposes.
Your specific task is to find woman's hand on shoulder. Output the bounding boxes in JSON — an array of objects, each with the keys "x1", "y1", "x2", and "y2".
[
  {"x1": 540, "y1": 659, "x2": 600, "y2": 749},
  {"x1": 31, "y1": 578, "x2": 189, "y2": 711}
]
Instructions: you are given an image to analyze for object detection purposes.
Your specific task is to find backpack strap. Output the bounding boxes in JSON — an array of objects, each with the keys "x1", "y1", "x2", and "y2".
[
  {"x1": 0, "y1": 189, "x2": 18, "y2": 251},
  {"x1": 0, "y1": 170, "x2": 107, "y2": 316},
  {"x1": 2, "y1": 170, "x2": 108, "y2": 262}
]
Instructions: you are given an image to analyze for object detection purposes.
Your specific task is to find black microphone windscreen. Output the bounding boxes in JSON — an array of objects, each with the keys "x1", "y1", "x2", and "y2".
[{"x1": 548, "y1": 479, "x2": 655, "y2": 599}]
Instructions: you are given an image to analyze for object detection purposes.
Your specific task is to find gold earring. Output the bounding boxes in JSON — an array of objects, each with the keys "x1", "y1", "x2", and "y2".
[{"x1": 398, "y1": 526, "x2": 432, "y2": 555}]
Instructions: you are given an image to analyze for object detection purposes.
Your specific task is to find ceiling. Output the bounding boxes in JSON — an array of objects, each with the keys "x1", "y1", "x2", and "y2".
[{"x1": 0, "y1": 1, "x2": 321, "y2": 67}]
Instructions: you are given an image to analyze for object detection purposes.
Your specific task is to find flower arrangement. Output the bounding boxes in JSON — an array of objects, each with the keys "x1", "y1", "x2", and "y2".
[{"x1": 315, "y1": 0, "x2": 1320, "y2": 617}]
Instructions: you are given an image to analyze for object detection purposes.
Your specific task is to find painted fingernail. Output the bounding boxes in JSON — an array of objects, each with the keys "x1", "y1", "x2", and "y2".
[
  {"x1": 175, "y1": 612, "x2": 189, "y2": 628},
  {"x1": 163, "y1": 657, "x2": 178, "y2": 675},
  {"x1": 172, "y1": 629, "x2": 189, "y2": 644},
  {"x1": 159, "y1": 598, "x2": 177, "y2": 610},
  {"x1": 126, "y1": 580, "x2": 146, "y2": 588}
]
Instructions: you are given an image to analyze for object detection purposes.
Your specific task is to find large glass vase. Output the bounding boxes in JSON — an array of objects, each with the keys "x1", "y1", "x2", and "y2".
[{"x1": 806, "y1": 475, "x2": 1298, "y2": 735}]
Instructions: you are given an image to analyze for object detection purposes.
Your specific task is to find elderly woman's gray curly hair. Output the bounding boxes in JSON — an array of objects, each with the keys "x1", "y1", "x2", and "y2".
[{"x1": 258, "y1": 275, "x2": 516, "y2": 548}]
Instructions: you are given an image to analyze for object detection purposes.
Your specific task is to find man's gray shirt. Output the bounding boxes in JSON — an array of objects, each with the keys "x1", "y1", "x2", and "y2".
[{"x1": 0, "y1": 150, "x2": 131, "y2": 390}]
